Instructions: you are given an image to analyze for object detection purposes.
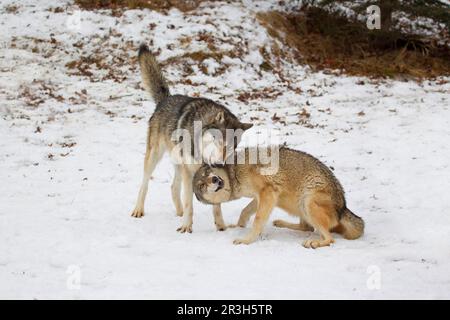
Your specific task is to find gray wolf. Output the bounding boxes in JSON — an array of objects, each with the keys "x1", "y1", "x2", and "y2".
[
  {"x1": 192, "y1": 147, "x2": 364, "y2": 248},
  {"x1": 131, "y1": 44, "x2": 252, "y2": 233}
]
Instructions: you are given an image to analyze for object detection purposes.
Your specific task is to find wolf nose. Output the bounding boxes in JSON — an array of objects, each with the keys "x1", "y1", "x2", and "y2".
[
  {"x1": 218, "y1": 179, "x2": 224, "y2": 188},
  {"x1": 212, "y1": 176, "x2": 218, "y2": 184}
]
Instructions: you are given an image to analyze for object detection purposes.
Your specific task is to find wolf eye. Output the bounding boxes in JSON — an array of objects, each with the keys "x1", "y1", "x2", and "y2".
[{"x1": 212, "y1": 176, "x2": 218, "y2": 184}]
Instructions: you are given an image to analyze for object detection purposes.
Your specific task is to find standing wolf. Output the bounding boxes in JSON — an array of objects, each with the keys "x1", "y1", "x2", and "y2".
[
  {"x1": 131, "y1": 44, "x2": 252, "y2": 233},
  {"x1": 193, "y1": 147, "x2": 364, "y2": 248}
]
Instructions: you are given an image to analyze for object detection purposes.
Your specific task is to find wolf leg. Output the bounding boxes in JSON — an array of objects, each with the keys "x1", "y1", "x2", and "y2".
[
  {"x1": 273, "y1": 218, "x2": 314, "y2": 231},
  {"x1": 302, "y1": 194, "x2": 336, "y2": 249},
  {"x1": 177, "y1": 167, "x2": 194, "y2": 233},
  {"x1": 171, "y1": 165, "x2": 183, "y2": 217},
  {"x1": 131, "y1": 141, "x2": 164, "y2": 218},
  {"x1": 212, "y1": 205, "x2": 227, "y2": 231},
  {"x1": 233, "y1": 188, "x2": 278, "y2": 245},
  {"x1": 228, "y1": 199, "x2": 257, "y2": 228}
]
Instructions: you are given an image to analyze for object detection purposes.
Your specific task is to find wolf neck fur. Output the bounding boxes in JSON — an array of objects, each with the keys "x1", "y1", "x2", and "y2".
[{"x1": 223, "y1": 163, "x2": 241, "y2": 200}]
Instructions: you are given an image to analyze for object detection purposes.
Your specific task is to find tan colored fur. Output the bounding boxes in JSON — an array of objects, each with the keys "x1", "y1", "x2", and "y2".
[{"x1": 193, "y1": 147, "x2": 365, "y2": 248}]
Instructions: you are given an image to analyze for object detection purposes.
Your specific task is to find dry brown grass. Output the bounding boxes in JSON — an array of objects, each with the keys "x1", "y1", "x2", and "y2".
[
  {"x1": 257, "y1": 7, "x2": 450, "y2": 79},
  {"x1": 5, "y1": 4, "x2": 20, "y2": 13},
  {"x1": 74, "y1": 0, "x2": 203, "y2": 12}
]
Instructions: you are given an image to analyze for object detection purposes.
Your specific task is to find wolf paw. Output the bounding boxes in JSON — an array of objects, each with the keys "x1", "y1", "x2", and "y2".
[
  {"x1": 302, "y1": 239, "x2": 334, "y2": 249},
  {"x1": 216, "y1": 224, "x2": 227, "y2": 231},
  {"x1": 131, "y1": 208, "x2": 144, "y2": 218},
  {"x1": 233, "y1": 238, "x2": 251, "y2": 245},
  {"x1": 177, "y1": 224, "x2": 193, "y2": 233},
  {"x1": 272, "y1": 220, "x2": 284, "y2": 228}
]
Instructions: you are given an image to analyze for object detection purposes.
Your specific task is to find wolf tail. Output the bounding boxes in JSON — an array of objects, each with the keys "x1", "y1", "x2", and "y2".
[
  {"x1": 333, "y1": 208, "x2": 364, "y2": 240},
  {"x1": 138, "y1": 44, "x2": 170, "y2": 105}
]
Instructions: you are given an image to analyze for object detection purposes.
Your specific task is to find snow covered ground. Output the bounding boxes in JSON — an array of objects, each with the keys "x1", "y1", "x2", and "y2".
[{"x1": 0, "y1": 0, "x2": 449, "y2": 299}]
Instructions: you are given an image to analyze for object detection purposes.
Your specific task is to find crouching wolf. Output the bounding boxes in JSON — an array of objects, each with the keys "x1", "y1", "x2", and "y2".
[
  {"x1": 131, "y1": 44, "x2": 252, "y2": 233},
  {"x1": 193, "y1": 147, "x2": 364, "y2": 248}
]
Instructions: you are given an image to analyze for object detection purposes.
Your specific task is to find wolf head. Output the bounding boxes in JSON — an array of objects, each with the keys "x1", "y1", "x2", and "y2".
[
  {"x1": 193, "y1": 165, "x2": 232, "y2": 205},
  {"x1": 199, "y1": 110, "x2": 253, "y2": 165}
]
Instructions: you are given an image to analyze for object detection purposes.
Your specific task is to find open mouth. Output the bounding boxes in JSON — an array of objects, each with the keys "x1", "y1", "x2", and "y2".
[{"x1": 212, "y1": 176, "x2": 224, "y2": 192}]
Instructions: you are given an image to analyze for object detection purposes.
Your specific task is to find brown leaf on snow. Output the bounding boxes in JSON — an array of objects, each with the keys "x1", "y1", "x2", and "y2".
[
  {"x1": 271, "y1": 113, "x2": 281, "y2": 121},
  {"x1": 298, "y1": 108, "x2": 310, "y2": 119}
]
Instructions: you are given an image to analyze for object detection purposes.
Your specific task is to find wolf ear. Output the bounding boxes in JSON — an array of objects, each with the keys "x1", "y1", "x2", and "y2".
[
  {"x1": 215, "y1": 111, "x2": 225, "y2": 123},
  {"x1": 239, "y1": 122, "x2": 253, "y2": 131}
]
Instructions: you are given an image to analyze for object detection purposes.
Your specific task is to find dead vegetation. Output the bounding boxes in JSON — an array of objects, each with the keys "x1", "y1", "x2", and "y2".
[
  {"x1": 19, "y1": 80, "x2": 65, "y2": 108},
  {"x1": 74, "y1": 0, "x2": 203, "y2": 12},
  {"x1": 65, "y1": 34, "x2": 136, "y2": 83},
  {"x1": 4, "y1": 4, "x2": 19, "y2": 14},
  {"x1": 237, "y1": 87, "x2": 283, "y2": 104},
  {"x1": 257, "y1": 6, "x2": 450, "y2": 78}
]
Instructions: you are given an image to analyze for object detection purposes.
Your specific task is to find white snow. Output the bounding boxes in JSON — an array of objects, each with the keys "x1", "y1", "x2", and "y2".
[{"x1": 0, "y1": 0, "x2": 449, "y2": 299}]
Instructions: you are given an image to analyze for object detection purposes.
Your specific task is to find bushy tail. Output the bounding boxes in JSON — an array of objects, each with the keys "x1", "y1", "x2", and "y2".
[
  {"x1": 334, "y1": 208, "x2": 364, "y2": 240},
  {"x1": 138, "y1": 44, "x2": 170, "y2": 105}
]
